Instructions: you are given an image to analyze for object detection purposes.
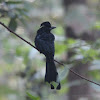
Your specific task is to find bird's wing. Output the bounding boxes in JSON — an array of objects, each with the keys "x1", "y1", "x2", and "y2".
[{"x1": 35, "y1": 34, "x2": 54, "y2": 56}]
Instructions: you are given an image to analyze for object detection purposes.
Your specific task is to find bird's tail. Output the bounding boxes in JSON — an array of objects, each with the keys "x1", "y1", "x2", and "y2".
[{"x1": 45, "y1": 57, "x2": 61, "y2": 89}]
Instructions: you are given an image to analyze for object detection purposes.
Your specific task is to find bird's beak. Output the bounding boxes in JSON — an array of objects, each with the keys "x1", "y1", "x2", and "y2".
[{"x1": 50, "y1": 26, "x2": 56, "y2": 30}]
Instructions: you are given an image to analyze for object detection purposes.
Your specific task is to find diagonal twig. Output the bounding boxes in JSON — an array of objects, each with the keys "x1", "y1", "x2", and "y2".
[{"x1": 0, "y1": 21, "x2": 100, "y2": 87}]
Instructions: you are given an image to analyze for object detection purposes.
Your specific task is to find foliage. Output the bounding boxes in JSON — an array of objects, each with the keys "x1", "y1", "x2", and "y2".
[
  {"x1": 26, "y1": 92, "x2": 40, "y2": 100},
  {"x1": 0, "y1": 0, "x2": 100, "y2": 100}
]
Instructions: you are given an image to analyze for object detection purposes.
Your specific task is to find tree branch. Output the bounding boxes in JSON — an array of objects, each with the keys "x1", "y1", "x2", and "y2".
[{"x1": 0, "y1": 21, "x2": 100, "y2": 87}]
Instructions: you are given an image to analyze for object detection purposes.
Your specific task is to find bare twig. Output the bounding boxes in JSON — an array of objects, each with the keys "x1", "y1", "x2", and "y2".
[
  {"x1": 0, "y1": 22, "x2": 38, "y2": 50},
  {"x1": 0, "y1": 21, "x2": 100, "y2": 87}
]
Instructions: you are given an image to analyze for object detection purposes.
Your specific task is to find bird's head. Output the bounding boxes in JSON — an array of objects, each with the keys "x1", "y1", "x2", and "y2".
[{"x1": 40, "y1": 21, "x2": 56, "y2": 30}]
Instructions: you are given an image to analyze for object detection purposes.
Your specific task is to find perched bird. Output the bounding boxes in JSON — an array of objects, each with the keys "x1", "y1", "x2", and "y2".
[{"x1": 35, "y1": 21, "x2": 61, "y2": 89}]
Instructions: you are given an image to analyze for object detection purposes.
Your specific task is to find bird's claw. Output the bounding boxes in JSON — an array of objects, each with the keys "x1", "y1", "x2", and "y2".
[
  {"x1": 56, "y1": 83, "x2": 61, "y2": 90},
  {"x1": 51, "y1": 84, "x2": 54, "y2": 89}
]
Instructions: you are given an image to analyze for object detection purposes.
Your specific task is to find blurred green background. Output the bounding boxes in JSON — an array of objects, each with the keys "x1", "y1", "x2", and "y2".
[{"x1": 0, "y1": 0, "x2": 100, "y2": 100}]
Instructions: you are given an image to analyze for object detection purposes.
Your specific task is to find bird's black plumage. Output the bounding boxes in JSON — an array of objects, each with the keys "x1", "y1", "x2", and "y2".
[{"x1": 35, "y1": 21, "x2": 61, "y2": 89}]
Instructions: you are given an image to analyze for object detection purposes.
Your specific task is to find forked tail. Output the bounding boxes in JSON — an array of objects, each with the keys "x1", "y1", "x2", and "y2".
[{"x1": 45, "y1": 57, "x2": 61, "y2": 89}]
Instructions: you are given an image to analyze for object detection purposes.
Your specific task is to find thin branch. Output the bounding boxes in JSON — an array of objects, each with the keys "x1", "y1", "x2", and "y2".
[
  {"x1": 0, "y1": 21, "x2": 100, "y2": 87},
  {"x1": 0, "y1": 22, "x2": 38, "y2": 50}
]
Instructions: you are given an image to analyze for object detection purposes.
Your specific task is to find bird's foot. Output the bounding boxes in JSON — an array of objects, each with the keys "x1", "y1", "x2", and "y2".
[
  {"x1": 51, "y1": 84, "x2": 55, "y2": 89},
  {"x1": 56, "y1": 83, "x2": 61, "y2": 90}
]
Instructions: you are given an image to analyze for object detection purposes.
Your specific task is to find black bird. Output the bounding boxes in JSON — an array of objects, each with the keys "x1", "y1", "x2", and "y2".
[{"x1": 35, "y1": 21, "x2": 61, "y2": 89}]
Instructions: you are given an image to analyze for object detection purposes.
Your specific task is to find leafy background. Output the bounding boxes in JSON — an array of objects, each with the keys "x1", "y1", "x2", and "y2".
[{"x1": 0, "y1": 0, "x2": 100, "y2": 100}]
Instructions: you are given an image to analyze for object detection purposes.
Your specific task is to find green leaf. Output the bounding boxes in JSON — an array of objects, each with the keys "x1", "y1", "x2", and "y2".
[
  {"x1": 80, "y1": 49, "x2": 99, "y2": 61},
  {"x1": 93, "y1": 22, "x2": 100, "y2": 30},
  {"x1": 50, "y1": 81, "x2": 58, "y2": 89},
  {"x1": 55, "y1": 43, "x2": 67, "y2": 55},
  {"x1": 26, "y1": 92, "x2": 40, "y2": 100},
  {"x1": 88, "y1": 70, "x2": 100, "y2": 81},
  {"x1": 8, "y1": 18, "x2": 17, "y2": 32},
  {"x1": 16, "y1": 46, "x2": 30, "y2": 64},
  {"x1": 53, "y1": 26, "x2": 65, "y2": 35},
  {"x1": 67, "y1": 38, "x2": 76, "y2": 45},
  {"x1": 5, "y1": 1, "x2": 23, "y2": 5}
]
